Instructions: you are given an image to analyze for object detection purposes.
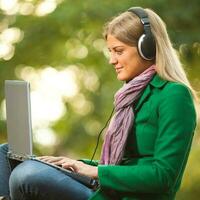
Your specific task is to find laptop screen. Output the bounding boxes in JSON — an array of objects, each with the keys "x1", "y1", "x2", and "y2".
[{"x1": 5, "y1": 80, "x2": 33, "y2": 157}]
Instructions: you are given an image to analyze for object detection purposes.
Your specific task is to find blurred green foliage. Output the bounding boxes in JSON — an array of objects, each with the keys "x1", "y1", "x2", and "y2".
[{"x1": 0, "y1": 0, "x2": 199, "y2": 199}]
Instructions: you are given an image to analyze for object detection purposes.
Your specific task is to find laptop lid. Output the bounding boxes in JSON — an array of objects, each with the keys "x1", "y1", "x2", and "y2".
[{"x1": 5, "y1": 80, "x2": 33, "y2": 157}]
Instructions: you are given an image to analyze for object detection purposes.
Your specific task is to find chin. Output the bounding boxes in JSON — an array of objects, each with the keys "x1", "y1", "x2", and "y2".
[
  {"x1": 117, "y1": 75, "x2": 125, "y2": 81},
  {"x1": 117, "y1": 74, "x2": 133, "y2": 82}
]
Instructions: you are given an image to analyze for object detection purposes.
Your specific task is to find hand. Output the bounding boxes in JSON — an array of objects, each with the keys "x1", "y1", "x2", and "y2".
[{"x1": 37, "y1": 156, "x2": 98, "y2": 179}]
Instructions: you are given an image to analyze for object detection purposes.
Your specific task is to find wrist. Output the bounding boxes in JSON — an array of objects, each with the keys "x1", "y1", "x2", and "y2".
[{"x1": 91, "y1": 166, "x2": 98, "y2": 179}]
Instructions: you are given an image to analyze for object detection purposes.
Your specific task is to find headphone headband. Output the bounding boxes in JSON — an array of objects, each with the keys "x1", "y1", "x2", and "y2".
[
  {"x1": 128, "y1": 7, "x2": 151, "y2": 34},
  {"x1": 128, "y1": 7, "x2": 149, "y2": 20}
]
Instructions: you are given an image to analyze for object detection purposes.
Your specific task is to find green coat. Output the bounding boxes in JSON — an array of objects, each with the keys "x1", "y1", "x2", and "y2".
[{"x1": 84, "y1": 74, "x2": 197, "y2": 200}]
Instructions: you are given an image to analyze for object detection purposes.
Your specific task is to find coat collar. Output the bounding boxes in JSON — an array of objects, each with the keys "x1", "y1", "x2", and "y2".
[
  {"x1": 149, "y1": 73, "x2": 168, "y2": 88},
  {"x1": 134, "y1": 74, "x2": 168, "y2": 112}
]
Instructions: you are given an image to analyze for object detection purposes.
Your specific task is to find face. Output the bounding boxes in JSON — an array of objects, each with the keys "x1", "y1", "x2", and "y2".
[{"x1": 106, "y1": 34, "x2": 153, "y2": 82}]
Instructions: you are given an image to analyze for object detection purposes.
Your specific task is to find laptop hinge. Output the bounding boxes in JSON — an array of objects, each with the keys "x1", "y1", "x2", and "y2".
[{"x1": 7, "y1": 151, "x2": 35, "y2": 161}]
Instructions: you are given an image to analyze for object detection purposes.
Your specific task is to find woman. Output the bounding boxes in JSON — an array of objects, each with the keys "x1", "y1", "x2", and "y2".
[{"x1": 0, "y1": 7, "x2": 198, "y2": 200}]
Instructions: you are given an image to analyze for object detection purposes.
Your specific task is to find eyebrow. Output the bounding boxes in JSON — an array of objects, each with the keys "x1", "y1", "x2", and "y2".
[{"x1": 108, "y1": 45, "x2": 124, "y2": 50}]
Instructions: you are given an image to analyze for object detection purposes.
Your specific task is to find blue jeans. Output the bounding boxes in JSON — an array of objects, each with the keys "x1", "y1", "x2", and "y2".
[
  {"x1": 0, "y1": 144, "x2": 11, "y2": 197},
  {"x1": 0, "y1": 144, "x2": 94, "y2": 200}
]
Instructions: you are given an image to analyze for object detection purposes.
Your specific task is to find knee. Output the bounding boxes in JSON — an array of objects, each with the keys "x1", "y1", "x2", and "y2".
[
  {"x1": 0, "y1": 143, "x2": 8, "y2": 154},
  {"x1": 9, "y1": 160, "x2": 45, "y2": 196}
]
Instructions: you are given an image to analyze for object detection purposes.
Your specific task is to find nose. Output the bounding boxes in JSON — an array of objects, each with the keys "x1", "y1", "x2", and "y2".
[{"x1": 109, "y1": 53, "x2": 117, "y2": 65}]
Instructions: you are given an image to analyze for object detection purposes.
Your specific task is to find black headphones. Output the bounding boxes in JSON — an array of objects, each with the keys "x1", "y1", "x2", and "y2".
[{"x1": 127, "y1": 7, "x2": 156, "y2": 60}]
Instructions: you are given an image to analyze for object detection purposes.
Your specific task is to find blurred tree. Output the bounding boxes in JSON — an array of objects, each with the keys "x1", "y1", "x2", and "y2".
[{"x1": 0, "y1": 0, "x2": 199, "y2": 199}]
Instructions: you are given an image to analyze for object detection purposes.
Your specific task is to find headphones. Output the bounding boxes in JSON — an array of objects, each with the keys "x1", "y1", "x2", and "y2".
[{"x1": 127, "y1": 7, "x2": 156, "y2": 60}]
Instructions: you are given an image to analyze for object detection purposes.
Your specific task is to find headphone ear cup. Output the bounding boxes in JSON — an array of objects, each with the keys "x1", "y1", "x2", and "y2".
[{"x1": 138, "y1": 34, "x2": 156, "y2": 60}]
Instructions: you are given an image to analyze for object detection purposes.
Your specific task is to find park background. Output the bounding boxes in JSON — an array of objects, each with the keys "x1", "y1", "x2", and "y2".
[{"x1": 0, "y1": 0, "x2": 199, "y2": 199}]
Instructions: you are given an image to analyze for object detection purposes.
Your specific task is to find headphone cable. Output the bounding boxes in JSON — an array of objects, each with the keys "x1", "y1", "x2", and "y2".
[{"x1": 89, "y1": 107, "x2": 115, "y2": 165}]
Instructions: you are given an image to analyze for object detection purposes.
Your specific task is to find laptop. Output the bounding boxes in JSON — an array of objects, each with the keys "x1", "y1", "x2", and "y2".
[{"x1": 5, "y1": 80, "x2": 98, "y2": 190}]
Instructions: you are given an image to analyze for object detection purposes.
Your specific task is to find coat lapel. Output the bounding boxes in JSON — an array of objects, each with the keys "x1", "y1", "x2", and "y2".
[
  {"x1": 134, "y1": 74, "x2": 168, "y2": 112},
  {"x1": 134, "y1": 85, "x2": 151, "y2": 112}
]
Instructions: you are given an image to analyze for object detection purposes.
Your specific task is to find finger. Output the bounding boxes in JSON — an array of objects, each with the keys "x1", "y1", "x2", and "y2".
[
  {"x1": 62, "y1": 162, "x2": 79, "y2": 172},
  {"x1": 38, "y1": 156, "x2": 61, "y2": 163},
  {"x1": 40, "y1": 157, "x2": 55, "y2": 162},
  {"x1": 62, "y1": 163, "x2": 75, "y2": 171},
  {"x1": 37, "y1": 156, "x2": 55, "y2": 162},
  {"x1": 37, "y1": 156, "x2": 51, "y2": 160},
  {"x1": 50, "y1": 157, "x2": 69, "y2": 164},
  {"x1": 47, "y1": 157, "x2": 65, "y2": 163},
  {"x1": 68, "y1": 167, "x2": 75, "y2": 172},
  {"x1": 51, "y1": 157, "x2": 75, "y2": 167},
  {"x1": 52, "y1": 157, "x2": 74, "y2": 164},
  {"x1": 51, "y1": 160, "x2": 66, "y2": 166}
]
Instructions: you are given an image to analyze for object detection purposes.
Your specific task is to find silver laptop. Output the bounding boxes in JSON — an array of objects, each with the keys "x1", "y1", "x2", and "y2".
[
  {"x1": 5, "y1": 80, "x2": 33, "y2": 160},
  {"x1": 5, "y1": 80, "x2": 98, "y2": 189}
]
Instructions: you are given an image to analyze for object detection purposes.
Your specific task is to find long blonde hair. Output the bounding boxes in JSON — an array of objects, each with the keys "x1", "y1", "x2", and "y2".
[{"x1": 103, "y1": 8, "x2": 199, "y2": 117}]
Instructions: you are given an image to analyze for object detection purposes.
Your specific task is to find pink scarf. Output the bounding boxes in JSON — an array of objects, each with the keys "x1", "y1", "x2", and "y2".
[{"x1": 100, "y1": 65, "x2": 156, "y2": 165}]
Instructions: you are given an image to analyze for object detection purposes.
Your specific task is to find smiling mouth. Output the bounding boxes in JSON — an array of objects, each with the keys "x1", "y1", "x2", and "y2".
[{"x1": 115, "y1": 67, "x2": 123, "y2": 73}]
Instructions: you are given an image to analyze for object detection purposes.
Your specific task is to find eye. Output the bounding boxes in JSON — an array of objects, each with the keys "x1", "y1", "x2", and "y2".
[{"x1": 115, "y1": 50, "x2": 123, "y2": 55}]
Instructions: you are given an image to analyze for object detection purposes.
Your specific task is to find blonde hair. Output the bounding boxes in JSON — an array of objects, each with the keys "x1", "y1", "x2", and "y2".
[{"x1": 103, "y1": 8, "x2": 199, "y2": 117}]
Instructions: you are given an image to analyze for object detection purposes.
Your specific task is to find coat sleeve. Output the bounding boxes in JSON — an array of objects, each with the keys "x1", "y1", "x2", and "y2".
[
  {"x1": 78, "y1": 159, "x2": 99, "y2": 166},
  {"x1": 97, "y1": 84, "x2": 197, "y2": 193}
]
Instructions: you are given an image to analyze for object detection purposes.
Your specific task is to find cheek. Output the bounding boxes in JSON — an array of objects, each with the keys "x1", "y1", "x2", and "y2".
[
  {"x1": 127, "y1": 66, "x2": 139, "y2": 78},
  {"x1": 124, "y1": 59, "x2": 144, "y2": 78},
  {"x1": 117, "y1": 51, "x2": 144, "y2": 79},
  {"x1": 125, "y1": 59, "x2": 140, "y2": 72}
]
